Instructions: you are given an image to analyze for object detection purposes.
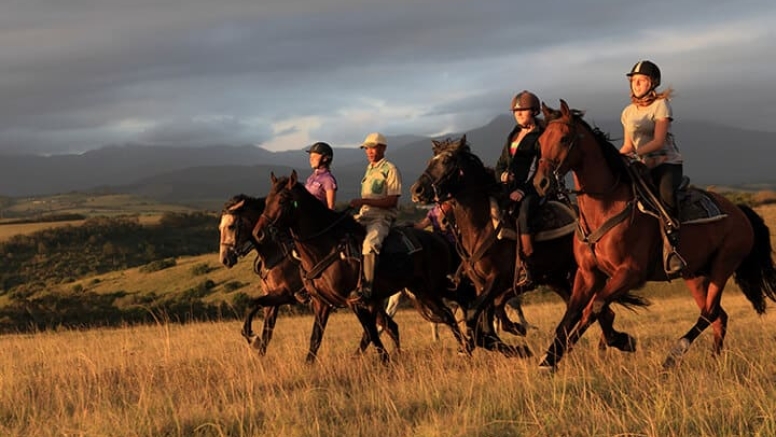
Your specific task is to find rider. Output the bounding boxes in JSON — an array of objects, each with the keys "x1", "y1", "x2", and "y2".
[
  {"x1": 493, "y1": 90, "x2": 544, "y2": 288},
  {"x1": 348, "y1": 132, "x2": 403, "y2": 305},
  {"x1": 415, "y1": 201, "x2": 455, "y2": 245},
  {"x1": 618, "y1": 60, "x2": 686, "y2": 277},
  {"x1": 298, "y1": 141, "x2": 338, "y2": 303},
  {"x1": 304, "y1": 141, "x2": 338, "y2": 210}
]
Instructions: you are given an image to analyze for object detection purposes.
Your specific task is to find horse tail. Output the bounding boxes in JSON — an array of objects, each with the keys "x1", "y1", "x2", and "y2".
[
  {"x1": 612, "y1": 292, "x2": 651, "y2": 311},
  {"x1": 734, "y1": 204, "x2": 776, "y2": 314}
]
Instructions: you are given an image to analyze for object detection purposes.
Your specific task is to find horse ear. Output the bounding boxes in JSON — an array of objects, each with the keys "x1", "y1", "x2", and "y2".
[
  {"x1": 228, "y1": 199, "x2": 245, "y2": 212},
  {"x1": 289, "y1": 170, "x2": 298, "y2": 187},
  {"x1": 559, "y1": 99, "x2": 570, "y2": 117},
  {"x1": 459, "y1": 134, "x2": 467, "y2": 146},
  {"x1": 541, "y1": 101, "x2": 551, "y2": 118},
  {"x1": 431, "y1": 140, "x2": 443, "y2": 156},
  {"x1": 271, "y1": 172, "x2": 277, "y2": 184}
]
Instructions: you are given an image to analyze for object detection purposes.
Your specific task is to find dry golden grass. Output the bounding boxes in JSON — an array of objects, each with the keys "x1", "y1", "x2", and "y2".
[
  {"x1": 0, "y1": 214, "x2": 163, "y2": 242},
  {"x1": 3, "y1": 289, "x2": 776, "y2": 437}
]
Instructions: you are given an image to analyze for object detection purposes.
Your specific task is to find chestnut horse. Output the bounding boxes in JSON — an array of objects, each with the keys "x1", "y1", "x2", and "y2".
[
  {"x1": 219, "y1": 194, "x2": 400, "y2": 362},
  {"x1": 533, "y1": 100, "x2": 776, "y2": 369},
  {"x1": 252, "y1": 172, "x2": 473, "y2": 363},
  {"x1": 410, "y1": 136, "x2": 647, "y2": 357}
]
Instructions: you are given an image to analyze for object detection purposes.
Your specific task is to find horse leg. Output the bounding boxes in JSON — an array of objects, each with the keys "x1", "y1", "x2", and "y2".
[
  {"x1": 663, "y1": 274, "x2": 730, "y2": 369},
  {"x1": 493, "y1": 292, "x2": 527, "y2": 337},
  {"x1": 305, "y1": 299, "x2": 332, "y2": 364},
  {"x1": 596, "y1": 304, "x2": 637, "y2": 353},
  {"x1": 539, "y1": 269, "x2": 603, "y2": 370},
  {"x1": 413, "y1": 291, "x2": 474, "y2": 356},
  {"x1": 241, "y1": 292, "x2": 295, "y2": 353},
  {"x1": 352, "y1": 305, "x2": 390, "y2": 364},
  {"x1": 256, "y1": 306, "x2": 279, "y2": 356},
  {"x1": 683, "y1": 276, "x2": 727, "y2": 354},
  {"x1": 366, "y1": 308, "x2": 400, "y2": 353}
]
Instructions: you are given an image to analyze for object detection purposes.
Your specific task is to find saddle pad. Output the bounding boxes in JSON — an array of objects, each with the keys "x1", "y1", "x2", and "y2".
[
  {"x1": 677, "y1": 189, "x2": 726, "y2": 224},
  {"x1": 533, "y1": 200, "x2": 577, "y2": 241},
  {"x1": 382, "y1": 226, "x2": 423, "y2": 255}
]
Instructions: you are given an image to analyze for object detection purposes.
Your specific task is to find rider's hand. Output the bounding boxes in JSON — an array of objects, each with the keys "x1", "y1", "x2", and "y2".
[{"x1": 509, "y1": 190, "x2": 525, "y2": 202}]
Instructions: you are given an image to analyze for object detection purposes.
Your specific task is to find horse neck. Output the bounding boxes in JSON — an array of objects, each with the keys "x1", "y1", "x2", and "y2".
[
  {"x1": 289, "y1": 201, "x2": 350, "y2": 258},
  {"x1": 452, "y1": 187, "x2": 497, "y2": 251},
  {"x1": 572, "y1": 129, "x2": 633, "y2": 225}
]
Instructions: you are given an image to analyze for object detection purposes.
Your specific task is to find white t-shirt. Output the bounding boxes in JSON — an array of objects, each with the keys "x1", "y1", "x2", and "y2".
[{"x1": 621, "y1": 98, "x2": 683, "y2": 167}]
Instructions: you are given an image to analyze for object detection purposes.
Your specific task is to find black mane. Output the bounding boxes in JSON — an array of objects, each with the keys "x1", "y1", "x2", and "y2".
[{"x1": 222, "y1": 194, "x2": 265, "y2": 213}]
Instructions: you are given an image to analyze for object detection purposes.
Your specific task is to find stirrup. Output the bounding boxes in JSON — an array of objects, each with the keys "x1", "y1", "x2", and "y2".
[
  {"x1": 664, "y1": 249, "x2": 686, "y2": 278},
  {"x1": 515, "y1": 265, "x2": 534, "y2": 289}
]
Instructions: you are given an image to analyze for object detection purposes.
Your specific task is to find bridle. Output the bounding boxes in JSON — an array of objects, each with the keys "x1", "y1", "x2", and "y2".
[
  {"x1": 221, "y1": 211, "x2": 256, "y2": 258},
  {"x1": 538, "y1": 118, "x2": 622, "y2": 198},
  {"x1": 419, "y1": 152, "x2": 458, "y2": 203}
]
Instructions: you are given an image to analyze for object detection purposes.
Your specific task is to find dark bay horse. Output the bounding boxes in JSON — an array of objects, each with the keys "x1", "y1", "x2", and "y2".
[
  {"x1": 533, "y1": 100, "x2": 776, "y2": 369},
  {"x1": 252, "y1": 171, "x2": 473, "y2": 363},
  {"x1": 410, "y1": 136, "x2": 647, "y2": 357},
  {"x1": 219, "y1": 194, "x2": 400, "y2": 362}
]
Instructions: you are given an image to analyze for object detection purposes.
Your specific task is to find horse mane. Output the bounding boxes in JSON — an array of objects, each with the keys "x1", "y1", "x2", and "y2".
[
  {"x1": 548, "y1": 108, "x2": 632, "y2": 185},
  {"x1": 437, "y1": 136, "x2": 501, "y2": 197},
  {"x1": 222, "y1": 194, "x2": 265, "y2": 213},
  {"x1": 273, "y1": 176, "x2": 365, "y2": 235}
]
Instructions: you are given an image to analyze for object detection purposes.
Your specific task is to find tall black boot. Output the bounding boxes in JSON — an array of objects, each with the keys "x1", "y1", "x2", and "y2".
[{"x1": 348, "y1": 253, "x2": 377, "y2": 305}]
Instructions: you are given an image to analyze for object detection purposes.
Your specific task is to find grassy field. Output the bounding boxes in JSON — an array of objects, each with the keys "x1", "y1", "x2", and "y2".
[
  {"x1": 0, "y1": 193, "x2": 197, "y2": 242},
  {"x1": 1, "y1": 204, "x2": 775, "y2": 436},
  {"x1": 2, "y1": 290, "x2": 776, "y2": 437}
]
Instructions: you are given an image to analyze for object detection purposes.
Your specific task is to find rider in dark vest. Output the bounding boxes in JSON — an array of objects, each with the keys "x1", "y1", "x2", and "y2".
[{"x1": 494, "y1": 90, "x2": 544, "y2": 288}]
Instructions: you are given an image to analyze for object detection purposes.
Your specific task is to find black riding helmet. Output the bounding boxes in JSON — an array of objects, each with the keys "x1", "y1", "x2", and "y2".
[
  {"x1": 627, "y1": 60, "x2": 661, "y2": 89},
  {"x1": 306, "y1": 141, "x2": 334, "y2": 165}
]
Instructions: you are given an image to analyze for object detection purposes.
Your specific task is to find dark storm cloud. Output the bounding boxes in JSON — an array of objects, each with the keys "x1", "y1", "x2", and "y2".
[{"x1": 0, "y1": 0, "x2": 774, "y2": 154}]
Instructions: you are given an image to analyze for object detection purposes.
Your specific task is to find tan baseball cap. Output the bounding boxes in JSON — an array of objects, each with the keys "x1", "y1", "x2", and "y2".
[{"x1": 360, "y1": 132, "x2": 387, "y2": 148}]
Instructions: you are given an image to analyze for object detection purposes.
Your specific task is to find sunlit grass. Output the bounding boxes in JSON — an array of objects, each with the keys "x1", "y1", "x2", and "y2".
[{"x1": 3, "y1": 290, "x2": 776, "y2": 437}]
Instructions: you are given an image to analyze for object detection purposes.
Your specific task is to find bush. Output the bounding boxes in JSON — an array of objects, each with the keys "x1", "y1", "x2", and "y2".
[
  {"x1": 190, "y1": 263, "x2": 213, "y2": 276},
  {"x1": 139, "y1": 258, "x2": 177, "y2": 273},
  {"x1": 223, "y1": 281, "x2": 247, "y2": 292}
]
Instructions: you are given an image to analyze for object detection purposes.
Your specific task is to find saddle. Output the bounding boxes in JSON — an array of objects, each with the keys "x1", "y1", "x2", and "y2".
[
  {"x1": 627, "y1": 160, "x2": 726, "y2": 225},
  {"x1": 494, "y1": 199, "x2": 577, "y2": 242},
  {"x1": 382, "y1": 225, "x2": 424, "y2": 255}
]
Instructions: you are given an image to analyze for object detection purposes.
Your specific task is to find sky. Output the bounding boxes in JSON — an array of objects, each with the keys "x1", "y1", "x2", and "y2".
[{"x1": 1, "y1": 0, "x2": 774, "y2": 155}]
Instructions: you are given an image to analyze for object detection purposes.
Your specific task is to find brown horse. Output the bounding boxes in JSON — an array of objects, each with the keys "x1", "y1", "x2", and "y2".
[
  {"x1": 533, "y1": 100, "x2": 776, "y2": 370},
  {"x1": 252, "y1": 171, "x2": 473, "y2": 363},
  {"x1": 410, "y1": 135, "x2": 647, "y2": 357},
  {"x1": 219, "y1": 194, "x2": 400, "y2": 362}
]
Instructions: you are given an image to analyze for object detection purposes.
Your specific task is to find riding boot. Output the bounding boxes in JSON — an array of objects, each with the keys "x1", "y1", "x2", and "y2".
[
  {"x1": 515, "y1": 233, "x2": 535, "y2": 289},
  {"x1": 348, "y1": 253, "x2": 377, "y2": 305},
  {"x1": 662, "y1": 226, "x2": 686, "y2": 279}
]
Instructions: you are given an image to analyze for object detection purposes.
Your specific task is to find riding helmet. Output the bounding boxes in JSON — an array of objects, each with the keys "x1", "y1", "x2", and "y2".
[
  {"x1": 511, "y1": 90, "x2": 540, "y2": 116},
  {"x1": 626, "y1": 60, "x2": 661, "y2": 88}
]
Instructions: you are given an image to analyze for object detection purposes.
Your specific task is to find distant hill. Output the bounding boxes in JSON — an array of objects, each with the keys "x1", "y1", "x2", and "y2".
[{"x1": 2, "y1": 117, "x2": 775, "y2": 206}]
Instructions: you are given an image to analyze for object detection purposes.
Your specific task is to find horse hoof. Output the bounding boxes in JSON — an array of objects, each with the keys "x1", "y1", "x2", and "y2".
[
  {"x1": 538, "y1": 363, "x2": 557, "y2": 374},
  {"x1": 612, "y1": 333, "x2": 637, "y2": 353},
  {"x1": 538, "y1": 353, "x2": 558, "y2": 371}
]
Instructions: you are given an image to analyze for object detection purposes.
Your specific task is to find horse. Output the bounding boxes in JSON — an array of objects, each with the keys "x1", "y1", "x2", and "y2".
[
  {"x1": 219, "y1": 194, "x2": 400, "y2": 362},
  {"x1": 410, "y1": 135, "x2": 647, "y2": 357},
  {"x1": 252, "y1": 171, "x2": 473, "y2": 363},
  {"x1": 533, "y1": 99, "x2": 776, "y2": 370},
  {"x1": 385, "y1": 291, "x2": 535, "y2": 341}
]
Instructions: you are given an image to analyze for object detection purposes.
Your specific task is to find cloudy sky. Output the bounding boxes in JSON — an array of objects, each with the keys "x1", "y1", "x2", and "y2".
[{"x1": 1, "y1": 0, "x2": 774, "y2": 155}]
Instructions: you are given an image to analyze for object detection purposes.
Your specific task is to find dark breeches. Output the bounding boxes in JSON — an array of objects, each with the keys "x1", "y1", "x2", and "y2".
[
  {"x1": 517, "y1": 192, "x2": 540, "y2": 235},
  {"x1": 650, "y1": 163, "x2": 683, "y2": 215}
]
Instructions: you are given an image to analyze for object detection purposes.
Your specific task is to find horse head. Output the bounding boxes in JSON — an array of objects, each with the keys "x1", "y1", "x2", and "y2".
[
  {"x1": 219, "y1": 195, "x2": 264, "y2": 268},
  {"x1": 253, "y1": 170, "x2": 301, "y2": 243},
  {"x1": 534, "y1": 99, "x2": 580, "y2": 197},
  {"x1": 411, "y1": 134, "x2": 470, "y2": 204}
]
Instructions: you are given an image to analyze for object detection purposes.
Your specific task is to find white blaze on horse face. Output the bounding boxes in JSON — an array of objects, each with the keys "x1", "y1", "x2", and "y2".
[{"x1": 218, "y1": 214, "x2": 238, "y2": 264}]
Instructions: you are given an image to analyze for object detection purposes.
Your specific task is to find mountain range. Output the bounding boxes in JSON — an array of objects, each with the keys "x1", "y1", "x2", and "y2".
[{"x1": 1, "y1": 115, "x2": 775, "y2": 210}]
